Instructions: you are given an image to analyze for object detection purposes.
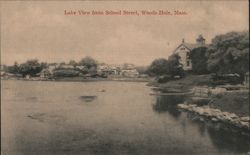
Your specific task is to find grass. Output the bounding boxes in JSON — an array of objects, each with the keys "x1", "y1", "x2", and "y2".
[
  {"x1": 149, "y1": 74, "x2": 212, "y2": 91},
  {"x1": 209, "y1": 91, "x2": 249, "y2": 117}
]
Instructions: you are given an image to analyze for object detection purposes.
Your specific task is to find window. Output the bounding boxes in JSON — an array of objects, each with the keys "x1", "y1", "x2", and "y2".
[
  {"x1": 187, "y1": 60, "x2": 190, "y2": 66},
  {"x1": 186, "y1": 52, "x2": 190, "y2": 57},
  {"x1": 181, "y1": 47, "x2": 185, "y2": 50}
]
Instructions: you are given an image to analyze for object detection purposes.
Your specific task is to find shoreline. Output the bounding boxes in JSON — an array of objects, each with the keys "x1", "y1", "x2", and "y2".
[
  {"x1": 178, "y1": 104, "x2": 250, "y2": 133},
  {"x1": 149, "y1": 74, "x2": 249, "y2": 132},
  {"x1": 1, "y1": 77, "x2": 153, "y2": 83}
]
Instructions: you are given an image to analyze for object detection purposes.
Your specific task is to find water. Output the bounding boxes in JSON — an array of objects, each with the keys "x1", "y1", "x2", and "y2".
[{"x1": 1, "y1": 80, "x2": 250, "y2": 155}]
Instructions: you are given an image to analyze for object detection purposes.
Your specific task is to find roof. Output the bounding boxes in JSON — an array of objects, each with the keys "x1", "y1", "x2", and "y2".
[
  {"x1": 36, "y1": 69, "x2": 51, "y2": 75},
  {"x1": 183, "y1": 43, "x2": 199, "y2": 50},
  {"x1": 173, "y1": 42, "x2": 208, "y2": 53}
]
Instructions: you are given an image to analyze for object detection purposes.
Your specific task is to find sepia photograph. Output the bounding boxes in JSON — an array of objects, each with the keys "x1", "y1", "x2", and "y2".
[{"x1": 1, "y1": 0, "x2": 249, "y2": 155}]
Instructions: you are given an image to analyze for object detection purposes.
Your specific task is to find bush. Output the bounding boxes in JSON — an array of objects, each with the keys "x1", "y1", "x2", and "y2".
[
  {"x1": 211, "y1": 73, "x2": 242, "y2": 85},
  {"x1": 147, "y1": 54, "x2": 184, "y2": 78},
  {"x1": 167, "y1": 54, "x2": 185, "y2": 77},
  {"x1": 53, "y1": 69, "x2": 80, "y2": 77},
  {"x1": 147, "y1": 58, "x2": 169, "y2": 76},
  {"x1": 157, "y1": 75, "x2": 173, "y2": 83}
]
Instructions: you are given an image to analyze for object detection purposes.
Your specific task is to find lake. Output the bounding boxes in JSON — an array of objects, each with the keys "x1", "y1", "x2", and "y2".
[{"x1": 1, "y1": 80, "x2": 250, "y2": 155}]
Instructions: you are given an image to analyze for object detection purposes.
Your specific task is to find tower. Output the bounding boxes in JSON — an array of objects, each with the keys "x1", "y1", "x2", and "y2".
[{"x1": 196, "y1": 34, "x2": 205, "y2": 46}]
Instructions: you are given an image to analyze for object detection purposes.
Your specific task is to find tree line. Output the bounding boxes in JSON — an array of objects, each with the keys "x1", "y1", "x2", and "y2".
[
  {"x1": 147, "y1": 30, "x2": 249, "y2": 79},
  {"x1": 3, "y1": 31, "x2": 249, "y2": 79},
  {"x1": 5, "y1": 56, "x2": 98, "y2": 77}
]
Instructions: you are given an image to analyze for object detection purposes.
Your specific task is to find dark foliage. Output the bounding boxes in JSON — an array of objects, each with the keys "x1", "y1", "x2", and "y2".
[
  {"x1": 190, "y1": 47, "x2": 209, "y2": 74},
  {"x1": 147, "y1": 54, "x2": 184, "y2": 78},
  {"x1": 79, "y1": 56, "x2": 97, "y2": 70},
  {"x1": 207, "y1": 31, "x2": 249, "y2": 78},
  {"x1": 147, "y1": 58, "x2": 169, "y2": 76},
  {"x1": 53, "y1": 69, "x2": 80, "y2": 77},
  {"x1": 167, "y1": 54, "x2": 185, "y2": 77}
]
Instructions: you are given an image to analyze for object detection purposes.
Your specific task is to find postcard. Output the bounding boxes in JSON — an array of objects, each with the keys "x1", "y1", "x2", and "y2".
[{"x1": 1, "y1": 0, "x2": 249, "y2": 155}]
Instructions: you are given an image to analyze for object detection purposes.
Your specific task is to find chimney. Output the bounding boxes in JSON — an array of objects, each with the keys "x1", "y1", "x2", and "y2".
[{"x1": 182, "y1": 38, "x2": 185, "y2": 43}]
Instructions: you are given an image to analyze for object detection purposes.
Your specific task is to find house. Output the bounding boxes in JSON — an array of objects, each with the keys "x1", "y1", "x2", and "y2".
[
  {"x1": 97, "y1": 64, "x2": 121, "y2": 76},
  {"x1": 122, "y1": 63, "x2": 136, "y2": 70},
  {"x1": 120, "y1": 69, "x2": 139, "y2": 77},
  {"x1": 75, "y1": 65, "x2": 86, "y2": 70},
  {"x1": 173, "y1": 35, "x2": 207, "y2": 70},
  {"x1": 38, "y1": 69, "x2": 53, "y2": 79},
  {"x1": 25, "y1": 74, "x2": 30, "y2": 79},
  {"x1": 48, "y1": 64, "x2": 59, "y2": 72}
]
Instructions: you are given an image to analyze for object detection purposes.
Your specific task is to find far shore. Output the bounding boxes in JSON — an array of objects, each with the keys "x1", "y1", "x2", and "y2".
[{"x1": 1, "y1": 77, "x2": 154, "y2": 83}]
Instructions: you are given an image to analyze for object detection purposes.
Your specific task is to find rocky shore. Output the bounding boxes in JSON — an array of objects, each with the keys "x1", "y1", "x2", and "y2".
[{"x1": 178, "y1": 104, "x2": 250, "y2": 131}]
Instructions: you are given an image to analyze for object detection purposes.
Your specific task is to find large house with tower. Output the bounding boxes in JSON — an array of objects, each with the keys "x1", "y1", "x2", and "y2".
[{"x1": 173, "y1": 35, "x2": 207, "y2": 70}]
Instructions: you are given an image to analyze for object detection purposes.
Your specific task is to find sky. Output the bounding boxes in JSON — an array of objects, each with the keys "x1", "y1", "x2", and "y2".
[{"x1": 1, "y1": 0, "x2": 249, "y2": 66}]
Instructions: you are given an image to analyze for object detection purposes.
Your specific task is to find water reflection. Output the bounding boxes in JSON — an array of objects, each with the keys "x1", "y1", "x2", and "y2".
[
  {"x1": 153, "y1": 94, "x2": 250, "y2": 154},
  {"x1": 207, "y1": 123, "x2": 250, "y2": 153},
  {"x1": 186, "y1": 109, "x2": 250, "y2": 154},
  {"x1": 186, "y1": 112, "x2": 207, "y2": 136},
  {"x1": 79, "y1": 96, "x2": 97, "y2": 102},
  {"x1": 152, "y1": 95, "x2": 186, "y2": 118}
]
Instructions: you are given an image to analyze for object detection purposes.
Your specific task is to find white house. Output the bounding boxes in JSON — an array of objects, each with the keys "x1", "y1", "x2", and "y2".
[
  {"x1": 97, "y1": 64, "x2": 121, "y2": 75},
  {"x1": 48, "y1": 64, "x2": 59, "y2": 71},
  {"x1": 75, "y1": 65, "x2": 86, "y2": 70},
  {"x1": 173, "y1": 35, "x2": 207, "y2": 70},
  {"x1": 38, "y1": 69, "x2": 53, "y2": 79},
  {"x1": 121, "y1": 69, "x2": 139, "y2": 77}
]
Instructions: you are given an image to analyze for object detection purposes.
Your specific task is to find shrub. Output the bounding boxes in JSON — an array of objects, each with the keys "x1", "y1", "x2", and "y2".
[{"x1": 53, "y1": 69, "x2": 80, "y2": 77}]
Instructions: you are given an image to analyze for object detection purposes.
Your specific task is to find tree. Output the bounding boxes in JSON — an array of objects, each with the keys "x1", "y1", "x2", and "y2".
[
  {"x1": 59, "y1": 62, "x2": 66, "y2": 66},
  {"x1": 19, "y1": 59, "x2": 43, "y2": 76},
  {"x1": 147, "y1": 58, "x2": 168, "y2": 76},
  {"x1": 7, "y1": 61, "x2": 20, "y2": 74},
  {"x1": 147, "y1": 54, "x2": 184, "y2": 77},
  {"x1": 69, "y1": 60, "x2": 78, "y2": 67},
  {"x1": 189, "y1": 47, "x2": 209, "y2": 74},
  {"x1": 40, "y1": 62, "x2": 48, "y2": 69},
  {"x1": 207, "y1": 31, "x2": 249, "y2": 78},
  {"x1": 167, "y1": 54, "x2": 184, "y2": 77},
  {"x1": 78, "y1": 56, "x2": 98, "y2": 72},
  {"x1": 135, "y1": 66, "x2": 148, "y2": 74}
]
